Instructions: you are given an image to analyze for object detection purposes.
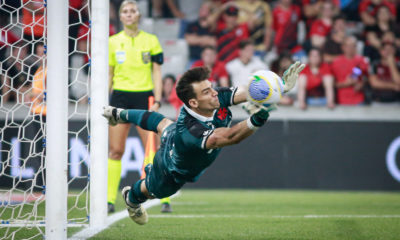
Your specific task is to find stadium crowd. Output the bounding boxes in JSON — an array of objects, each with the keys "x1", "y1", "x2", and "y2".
[{"x1": 1, "y1": 0, "x2": 400, "y2": 111}]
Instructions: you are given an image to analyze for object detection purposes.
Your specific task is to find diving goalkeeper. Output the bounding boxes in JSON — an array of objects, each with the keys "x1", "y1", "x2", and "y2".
[{"x1": 102, "y1": 62, "x2": 304, "y2": 225}]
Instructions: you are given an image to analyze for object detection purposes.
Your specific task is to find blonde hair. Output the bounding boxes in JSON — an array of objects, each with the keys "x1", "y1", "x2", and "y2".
[{"x1": 119, "y1": 0, "x2": 138, "y2": 14}]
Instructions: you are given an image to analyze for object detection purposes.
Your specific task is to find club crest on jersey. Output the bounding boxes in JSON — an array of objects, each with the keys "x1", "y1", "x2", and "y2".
[
  {"x1": 217, "y1": 108, "x2": 228, "y2": 120},
  {"x1": 142, "y1": 51, "x2": 151, "y2": 64}
]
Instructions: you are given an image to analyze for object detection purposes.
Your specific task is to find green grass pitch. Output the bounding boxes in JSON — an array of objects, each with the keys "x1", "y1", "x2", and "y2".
[
  {"x1": 1, "y1": 189, "x2": 399, "y2": 239},
  {"x1": 90, "y1": 189, "x2": 400, "y2": 240}
]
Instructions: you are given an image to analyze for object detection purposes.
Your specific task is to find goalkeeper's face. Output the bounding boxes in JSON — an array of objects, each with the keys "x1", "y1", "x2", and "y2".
[{"x1": 190, "y1": 80, "x2": 220, "y2": 112}]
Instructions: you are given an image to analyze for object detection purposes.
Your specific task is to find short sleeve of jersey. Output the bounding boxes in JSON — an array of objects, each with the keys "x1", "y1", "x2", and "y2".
[
  {"x1": 215, "y1": 87, "x2": 237, "y2": 107},
  {"x1": 108, "y1": 35, "x2": 116, "y2": 67},
  {"x1": 150, "y1": 34, "x2": 163, "y2": 56}
]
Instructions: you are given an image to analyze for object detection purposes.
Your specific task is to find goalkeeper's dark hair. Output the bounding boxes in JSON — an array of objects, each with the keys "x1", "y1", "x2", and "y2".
[{"x1": 176, "y1": 67, "x2": 211, "y2": 107}]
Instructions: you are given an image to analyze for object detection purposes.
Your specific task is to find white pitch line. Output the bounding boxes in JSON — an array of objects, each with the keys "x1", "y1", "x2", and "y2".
[
  {"x1": 302, "y1": 215, "x2": 400, "y2": 219},
  {"x1": 0, "y1": 222, "x2": 88, "y2": 228},
  {"x1": 149, "y1": 214, "x2": 400, "y2": 219},
  {"x1": 68, "y1": 199, "x2": 159, "y2": 240},
  {"x1": 69, "y1": 192, "x2": 180, "y2": 240},
  {"x1": 170, "y1": 201, "x2": 209, "y2": 205}
]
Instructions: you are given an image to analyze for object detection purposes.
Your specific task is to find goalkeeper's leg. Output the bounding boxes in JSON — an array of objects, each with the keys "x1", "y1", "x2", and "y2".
[
  {"x1": 103, "y1": 106, "x2": 173, "y2": 135},
  {"x1": 123, "y1": 140, "x2": 183, "y2": 224}
]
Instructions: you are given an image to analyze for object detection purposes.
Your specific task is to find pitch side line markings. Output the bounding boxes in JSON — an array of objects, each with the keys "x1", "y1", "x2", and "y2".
[{"x1": 150, "y1": 214, "x2": 400, "y2": 219}]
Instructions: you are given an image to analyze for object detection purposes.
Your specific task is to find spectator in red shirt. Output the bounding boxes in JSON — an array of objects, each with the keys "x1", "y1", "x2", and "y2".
[
  {"x1": 359, "y1": 0, "x2": 397, "y2": 26},
  {"x1": 331, "y1": 36, "x2": 369, "y2": 105},
  {"x1": 302, "y1": 0, "x2": 339, "y2": 29},
  {"x1": 272, "y1": 0, "x2": 303, "y2": 56},
  {"x1": 214, "y1": 5, "x2": 250, "y2": 64},
  {"x1": 191, "y1": 46, "x2": 230, "y2": 87},
  {"x1": 369, "y1": 42, "x2": 400, "y2": 103},
  {"x1": 309, "y1": 1, "x2": 335, "y2": 49},
  {"x1": 298, "y1": 48, "x2": 335, "y2": 110}
]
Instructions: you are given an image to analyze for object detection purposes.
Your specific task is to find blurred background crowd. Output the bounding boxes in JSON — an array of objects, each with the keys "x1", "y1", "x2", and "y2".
[{"x1": 1, "y1": 0, "x2": 399, "y2": 111}]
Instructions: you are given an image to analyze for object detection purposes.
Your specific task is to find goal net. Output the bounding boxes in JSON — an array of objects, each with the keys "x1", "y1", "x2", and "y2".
[{"x1": 0, "y1": 1, "x2": 104, "y2": 239}]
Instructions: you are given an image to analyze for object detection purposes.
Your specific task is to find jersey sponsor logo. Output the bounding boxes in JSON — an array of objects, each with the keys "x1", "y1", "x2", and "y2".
[
  {"x1": 142, "y1": 51, "x2": 151, "y2": 64},
  {"x1": 116, "y1": 51, "x2": 126, "y2": 64},
  {"x1": 217, "y1": 107, "x2": 228, "y2": 120}
]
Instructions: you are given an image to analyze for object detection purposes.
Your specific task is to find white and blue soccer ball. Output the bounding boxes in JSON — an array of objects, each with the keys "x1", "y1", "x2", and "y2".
[{"x1": 247, "y1": 70, "x2": 284, "y2": 106}]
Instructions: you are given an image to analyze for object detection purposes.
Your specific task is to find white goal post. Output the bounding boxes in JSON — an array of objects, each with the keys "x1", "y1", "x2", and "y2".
[
  {"x1": 46, "y1": 0, "x2": 110, "y2": 238},
  {"x1": 0, "y1": 0, "x2": 109, "y2": 239},
  {"x1": 46, "y1": 0, "x2": 69, "y2": 239},
  {"x1": 89, "y1": 0, "x2": 109, "y2": 230}
]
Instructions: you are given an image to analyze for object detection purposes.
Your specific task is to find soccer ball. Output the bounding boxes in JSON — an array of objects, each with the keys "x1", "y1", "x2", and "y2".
[{"x1": 247, "y1": 70, "x2": 284, "y2": 106}]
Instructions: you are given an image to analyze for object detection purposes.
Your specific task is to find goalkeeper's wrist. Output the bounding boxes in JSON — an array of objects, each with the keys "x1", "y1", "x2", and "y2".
[
  {"x1": 246, "y1": 118, "x2": 260, "y2": 130},
  {"x1": 248, "y1": 114, "x2": 268, "y2": 129}
]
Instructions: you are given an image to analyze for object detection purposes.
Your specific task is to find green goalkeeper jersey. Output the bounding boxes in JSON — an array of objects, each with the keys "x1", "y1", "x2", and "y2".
[{"x1": 161, "y1": 87, "x2": 238, "y2": 183}]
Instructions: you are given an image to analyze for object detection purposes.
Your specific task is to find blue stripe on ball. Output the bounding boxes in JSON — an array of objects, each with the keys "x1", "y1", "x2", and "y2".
[{"x1": 249, "y1": 77, "x2": 271, "y2": 101}]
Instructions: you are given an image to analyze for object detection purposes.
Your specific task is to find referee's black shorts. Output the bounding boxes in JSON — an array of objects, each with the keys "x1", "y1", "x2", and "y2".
[{"x1": 110, "y1": 90, "x2": 153, "y2": 110}]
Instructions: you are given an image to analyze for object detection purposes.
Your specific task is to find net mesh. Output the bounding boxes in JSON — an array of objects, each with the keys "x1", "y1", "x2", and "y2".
[{"x1": 0, "y1": 1, "x2": 91, "y2": 238}]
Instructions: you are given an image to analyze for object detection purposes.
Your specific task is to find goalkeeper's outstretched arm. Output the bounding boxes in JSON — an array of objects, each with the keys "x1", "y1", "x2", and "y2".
[
  {"x1": 232, "y1": 85, "x2": 249, "y2": 105},
  {"x1": 205, "y1": 104, "x2": 272, "y2": 149},
  {"x1": 206, "y1": 121, "x2": 255, "y2": 149}
]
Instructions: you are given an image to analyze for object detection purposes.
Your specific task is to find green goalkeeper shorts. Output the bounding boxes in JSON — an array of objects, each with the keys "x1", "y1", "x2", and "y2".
[{"x1": 144, "y1": 149, "x2": 184, "y2": 199}]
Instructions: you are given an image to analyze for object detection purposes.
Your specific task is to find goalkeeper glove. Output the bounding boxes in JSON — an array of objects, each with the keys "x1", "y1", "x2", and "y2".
[
  {"x1": 242, "y1": 102, "x2": 277, "y2": 128},
  {"x1": 102, "y1": 106, "x2": 125, "y2": 126},
  {"x1": 282, "y1": 61, "x2": 306, "y2": 93}
]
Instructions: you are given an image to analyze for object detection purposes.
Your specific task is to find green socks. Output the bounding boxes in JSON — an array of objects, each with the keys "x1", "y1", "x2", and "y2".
[{"x1": 120, "y1": 110, "x2": 165, "y2": 133}]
